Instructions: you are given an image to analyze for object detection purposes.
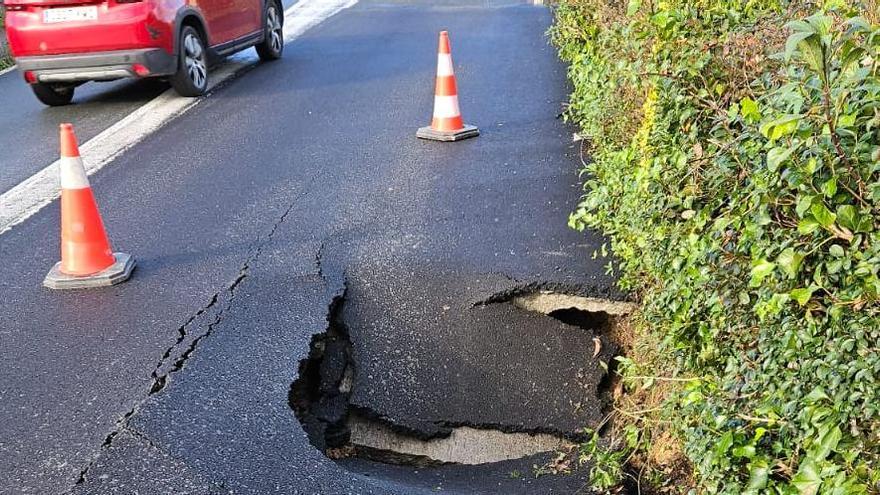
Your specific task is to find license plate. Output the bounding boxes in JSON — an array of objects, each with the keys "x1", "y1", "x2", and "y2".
[{"x1": 43, "y1": 6, "x2": 98, "y2": 24}]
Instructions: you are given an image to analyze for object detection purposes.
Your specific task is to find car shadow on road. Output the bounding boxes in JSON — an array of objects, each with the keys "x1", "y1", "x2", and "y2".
[{"x1": 71, "y1": 78, "x2": 170, "y2": 106}]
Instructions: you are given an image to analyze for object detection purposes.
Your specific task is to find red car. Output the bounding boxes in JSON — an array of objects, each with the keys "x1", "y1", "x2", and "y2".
[{"x1": 3, "y1": 0, "x2": 284, "y2": 105}]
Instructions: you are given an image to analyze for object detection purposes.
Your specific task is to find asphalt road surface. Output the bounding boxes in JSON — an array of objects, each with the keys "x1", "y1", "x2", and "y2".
[{"x1": 0, "y1": 1, "x2": 625, "y2": 493}]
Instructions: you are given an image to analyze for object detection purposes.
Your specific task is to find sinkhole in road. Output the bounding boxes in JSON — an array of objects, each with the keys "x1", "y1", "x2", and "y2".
[
  {"x1": 289, "y1": 289, "x2": 634, "y2": 469},
  {"x1": 506, "y1": 290, "x2": 637, "y2": 422}
]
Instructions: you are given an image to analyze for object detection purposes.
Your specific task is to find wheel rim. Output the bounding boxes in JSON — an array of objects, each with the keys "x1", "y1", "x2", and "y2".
[
  {"x1": 183, "y1": 33, "x2": 207, "y2": 89},
  {"x1": 267, "y1": 6, "x2": 283, "y2": 53}
]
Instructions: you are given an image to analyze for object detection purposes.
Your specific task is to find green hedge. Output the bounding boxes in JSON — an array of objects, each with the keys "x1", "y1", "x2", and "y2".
[
  {"x1": 552, "y1": 0, "x2": 880, "y2": 492},
  {"x1": 1, "y1": 7, "x2": 11, "y2": 71}
]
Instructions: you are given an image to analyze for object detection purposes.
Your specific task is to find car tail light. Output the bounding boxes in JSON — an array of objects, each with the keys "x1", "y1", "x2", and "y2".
[
  {"x1": 23, "y1": 71, "x2": 37, "y2": 84},
  {"x1": 131, "y1": 64, "x2": 150, "y2": 77}
]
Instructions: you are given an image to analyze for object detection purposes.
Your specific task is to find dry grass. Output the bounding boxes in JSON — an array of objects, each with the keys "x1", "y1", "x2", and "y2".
[
  {"x1": 864, "y1": 0, "x2": 880, "y2": 24},
  {"x1": 607, "y1": 315, "x2": 693, "y2": 493}
]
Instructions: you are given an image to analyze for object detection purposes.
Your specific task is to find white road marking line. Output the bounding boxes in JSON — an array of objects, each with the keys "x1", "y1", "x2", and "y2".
[
  {"x1": 0, "y1": 65, "x2": 16, "y2": 77},
  {"x1": 284, "y1": 0, "x2": 356, "y2": 41},
  {"x1": 0, "y1": 0, "x2": 356, "y2": 236}
]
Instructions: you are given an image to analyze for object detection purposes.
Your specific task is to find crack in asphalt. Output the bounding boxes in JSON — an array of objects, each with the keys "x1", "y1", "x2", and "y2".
[
  {"x1": 120, "y1": 424, "x2": 161, "y2": 452},
  {"x1": 69, "y1": 180, "x2": 314, "y2": 491},
  {"x1": 71, "y1": 276, "x2": 247, "y2": 490},
  {"x1": 148, "y1": 293, "x2": 220, "y2": 394},
  {"x1": 315, "y1": 241, "x2": 327, "y2": 280}
]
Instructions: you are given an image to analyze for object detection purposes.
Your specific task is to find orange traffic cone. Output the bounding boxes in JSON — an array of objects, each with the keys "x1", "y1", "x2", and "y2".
[
  {"x1": 416, "y1": 31, "x2": 479, "y2": 142},
  {"x1": 43, "y1": 123, "x2": 135, "y2": 289}
]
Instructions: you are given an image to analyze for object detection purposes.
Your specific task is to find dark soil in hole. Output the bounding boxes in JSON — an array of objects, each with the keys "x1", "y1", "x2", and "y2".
[
  {"x1": 289, "y1": 294, "x2": 354, "y2": 452},
  {"x1": 547, "y1": 307, "x2": 611, "y2": 330},
  {"x1": 543, "y1": 306, "x2": 622, "y2": 423}
]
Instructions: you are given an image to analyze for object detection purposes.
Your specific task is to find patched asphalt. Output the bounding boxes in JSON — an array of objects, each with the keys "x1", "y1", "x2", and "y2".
[{"x1": 0, "y1": 1, "x2": 624, "y2": 493}]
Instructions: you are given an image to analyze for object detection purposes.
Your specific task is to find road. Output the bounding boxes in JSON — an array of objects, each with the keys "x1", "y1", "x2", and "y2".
[{"x1": 0, "y1": 1, "x2": 625, "y2": 494}]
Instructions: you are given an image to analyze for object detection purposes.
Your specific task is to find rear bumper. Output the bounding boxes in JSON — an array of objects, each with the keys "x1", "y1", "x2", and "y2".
[{"x1": 15, "y1": 48, "x2": 176, "y2": 83}]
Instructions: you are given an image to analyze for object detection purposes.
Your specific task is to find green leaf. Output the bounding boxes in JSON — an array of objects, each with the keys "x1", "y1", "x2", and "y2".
[
  {"x1": 728, "y1": 102, "x2": 740, "y2": 121},
  {"x1": 798, "y1": 217, "x2": 820, "y2": 235},
  {"x1": 796, "y1": 195, "x2": 815, "y2": 218},
  {"x1": 715, "y1": 430, "x2": 734, "y2": 455},
  {"x1": 803, "y1": 157, "x2": 818, "y2": 175},
  {"x1": 829, "y1": 244, "x2": 844, "y2": 257},
  {"x1": 741, "y1": 97, "x2": 761, "y2": 122},
  {"x1": 626, "y1": 0, "x2": 641, "y2": 16},
  {"x1": 786, "y1": 20, "x2": 815, "y2": 33},
  {"x1": 767, "y1": 146, "x2": 796, "y2": 172},
  {"x1": 746, "y1": 459, "x2": 769, "y2": 490},
  {"x1": 733, "y1": 445, "x2": 756, "y2": 458},
  {"x1": 805, "y1": 387, "x2": 829, "y2": 403},
  {"x1": 750, "y1": 259, "x2": 776, "y2": 287},
  {"x1": 791, "y1": 458, "x2": 821, "y2": 495},
  {"x1": 791, "y1": 286, "x2": 817, "y2": 306},
  {"x1": 836, "y1": 205, "x2": 858, "y2": 230},
  {"x1": 785, "y1": 31, "x2": 816, "y2": 61},
  {"x1": 810, "y1": 203, "x2": 836, "y2": 228},
  {"x1": 755, "y1": 207, "x2": 772, "y2": 226},
  {"x1": 760, "y1": 115, "x2": 801, "y2": 141},
  {"x1": 847, "y1": 16, "x2": 871, "y2": 32},
  {"x1": 872, "y1": 183, "x2": 880, "y2": 202},
  {"x1": 777, "y1": 248, "x2": 804, "y2": 279},
  {"x1": 837, "y1": 205, "x2": 872, "y2": 233},
  {"x1": 822, "y1": 177, "x2": 837, "y2": 198},
  {"x1": 805, "y1": 13, "x2": 832, "y2": 35},
  {"x1": 838, "y1": 114, "x2": 856, "y2": 128},
  {"x1": 783, "y1": 21, "x2": 826, "y2": 76},
  {"x1": 753, "y1": 428, "x2": 767, "y2": 443},
  {"x1": 808, "y1": 425, "x2": 842, "y2": 462}
]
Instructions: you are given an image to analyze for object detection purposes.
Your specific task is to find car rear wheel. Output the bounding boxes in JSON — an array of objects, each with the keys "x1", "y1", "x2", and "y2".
[
  {"x1": 31, "y1": 83, "x2": 75, "y2": 107},
  {"x1": 256, "y1": 1, "x2": 284, "y2": 61},
  {"x1": 170, "y1": 26, "x2": 209, "y2": 97}
]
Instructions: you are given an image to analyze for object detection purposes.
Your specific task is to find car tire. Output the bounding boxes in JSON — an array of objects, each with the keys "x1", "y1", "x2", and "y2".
[
  {"x1": 170, "y1": 26, "x2": 209, "y2": 97},
  {"x1": 31, "y1": 83, "x2": 75, "y2": 106},
  {"x1": 256, "y1": 1, "x2": 284, "y2": 61}
]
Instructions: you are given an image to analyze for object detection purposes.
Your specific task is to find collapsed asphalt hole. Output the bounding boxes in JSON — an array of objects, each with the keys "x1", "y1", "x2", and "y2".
[
  {"x1": 545, "y1": 307, "x2": 618, "y2": 412},
  {"x1": 289, "y1": 294, "x2": 580, "y2": 467},
  {"x1": 497, "y1": 290, "x2": 638, "y2": 426},
  {"x1": 289, "y1": 295, "x2": 354, "y2": 454},
  {"x1": 547, "y1": 307, "x2": 610, "y2": 330},
  {"x1": 505, "y1": 291, "x2": 652, "y2": 494}
]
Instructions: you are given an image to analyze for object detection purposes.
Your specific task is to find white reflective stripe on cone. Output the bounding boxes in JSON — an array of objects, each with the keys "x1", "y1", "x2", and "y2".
[
  {"x1": 433, "y1": 95, "x2": 461, "y2": 119},
  {"x1": 59, "y1": 157, "x2": 90, "y2": 190},
  {"x1": 436, "y1": 54, "x2": 454, "y2": 77}
]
